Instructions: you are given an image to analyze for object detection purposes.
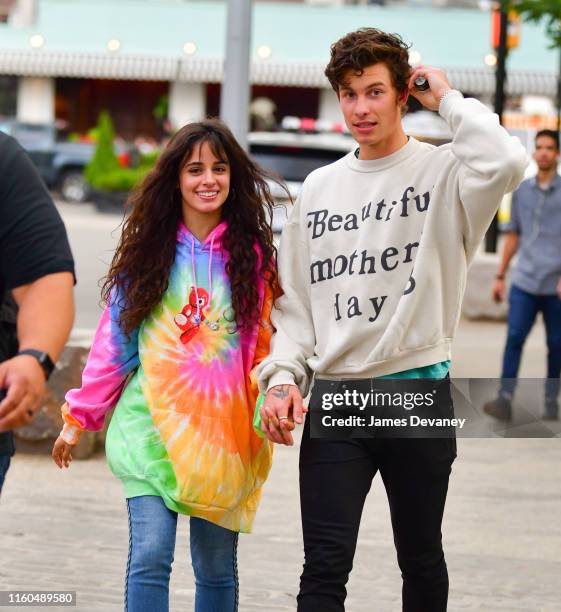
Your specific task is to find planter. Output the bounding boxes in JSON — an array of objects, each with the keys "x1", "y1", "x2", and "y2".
[{"x1": 90, "y1": 188, "x2": 129, "y2": 213}]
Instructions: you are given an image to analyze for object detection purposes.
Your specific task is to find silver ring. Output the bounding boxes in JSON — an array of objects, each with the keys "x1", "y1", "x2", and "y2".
[{"x1": 278, "y1": 416, "x2": 289, "y2": 421}]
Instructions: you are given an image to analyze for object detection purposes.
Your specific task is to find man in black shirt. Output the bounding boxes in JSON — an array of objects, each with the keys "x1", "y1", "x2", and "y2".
[{"x1": 0, "y1": 131, "x2": 75, "y2": 494}]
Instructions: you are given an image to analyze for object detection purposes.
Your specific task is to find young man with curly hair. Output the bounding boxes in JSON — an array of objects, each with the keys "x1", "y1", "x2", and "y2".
[{"x1": 257, "y1": 28, "x2": 527, "y2": 611}]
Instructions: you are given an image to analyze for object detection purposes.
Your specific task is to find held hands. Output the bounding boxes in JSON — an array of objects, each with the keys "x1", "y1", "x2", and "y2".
[
  {"x1": 52, "y1": 435, "x2": 74, "y2": 469},
  {"x1": 492, "y1": 279, "x2": 506, "y2": 303},
  {"x1": 0, "y1": 354, "x2": 46, "y2": 432},
  {"x1": 260, "y1": 384, "x2": 307, "y2": 446},
  {"x1": 408, "y1": 66, "x2": 452, "y2": 112}
]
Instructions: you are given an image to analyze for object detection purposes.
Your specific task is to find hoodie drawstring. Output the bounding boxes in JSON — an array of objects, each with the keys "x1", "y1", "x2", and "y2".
[
  {"x1": 190, "y1": 234, "x2": 215, "y2": 321},
  {"x1": 208, "y1": 233, "x2": 215, "y2": 303}
]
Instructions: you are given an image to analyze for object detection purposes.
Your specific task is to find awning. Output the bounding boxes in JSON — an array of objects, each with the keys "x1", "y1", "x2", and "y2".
[
  {"x1": 447, "y1": 67, "x2": 557, "y2": 97},
  {"x1": 0, "y1": 49, "x2": 557, "y2": 97}
]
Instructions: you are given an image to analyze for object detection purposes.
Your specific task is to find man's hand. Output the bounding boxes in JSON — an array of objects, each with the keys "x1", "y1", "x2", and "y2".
[
  {"x1": 0, "y1": 354, "x2": 46, "y2": 432},
  {"x1": 260, "y1": 384, "x2": 307, "y2": 446},
  {"x1": 407, "y1": 66, "x2": 452, "y2": 112},
  {"x1": 492, "y1": 278, "x2": 506, "y2": 303},
  {"x1": 52, "y1": 435, "x2": 74, "y2": 469}
]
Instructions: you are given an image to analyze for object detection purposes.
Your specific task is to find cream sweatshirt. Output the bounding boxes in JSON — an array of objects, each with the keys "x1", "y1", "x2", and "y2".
[{"x1": 257, "y1": 91, "x2": 528, "y2": 395}]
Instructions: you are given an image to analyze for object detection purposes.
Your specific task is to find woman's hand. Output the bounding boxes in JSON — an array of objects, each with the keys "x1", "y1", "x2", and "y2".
[
  {"x1": 52, "y1": 435, "x2": 74, "y2": 468},
  {"x1": 260, "y1": 384, "x2": 306, "y2": 446}
]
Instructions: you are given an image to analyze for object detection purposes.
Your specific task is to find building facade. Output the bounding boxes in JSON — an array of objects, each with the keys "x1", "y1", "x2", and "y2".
[{"x1": 0, "y1": 0, "x2": 558, "y2": 138}]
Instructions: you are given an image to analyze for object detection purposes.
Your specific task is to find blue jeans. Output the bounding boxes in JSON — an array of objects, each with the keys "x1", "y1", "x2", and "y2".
[
  {"x1": 125, "y1": 495, "x2": 238, "y2": 612},
  {"x1": 500, "y1": 285, "x2": 561, "y2": 412},
  {"x1": 0, "y1": 455, "x2": 10, "y2": 494}
]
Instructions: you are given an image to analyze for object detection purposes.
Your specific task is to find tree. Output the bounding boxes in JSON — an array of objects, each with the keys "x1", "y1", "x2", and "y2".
[
  {"x1": 513, "y1": 0, "x2": 561, "y2": 130},
  {"x1": 513, "y1": 0, "x2": 561, "y2": 48}
]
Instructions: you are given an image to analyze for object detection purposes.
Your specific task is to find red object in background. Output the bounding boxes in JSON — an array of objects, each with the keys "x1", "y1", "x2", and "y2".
[
  {"x1": 491, "y1": 9, "x2": 501, "y2": 49},
  {"x1": 117, "y1": 151, "x2": 130, "y2": 168},
  {"x1": 300, "y1": 117, "x2": 316, "y2": 131},
  {"x1": 491, "y1": 8, "x2": 521, "y2": 50}
]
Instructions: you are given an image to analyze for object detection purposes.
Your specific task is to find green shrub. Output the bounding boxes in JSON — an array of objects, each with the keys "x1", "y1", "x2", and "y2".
[
  {"x1": 84, "y1": 111, "x2": 120, "y2": 190},
  {"x1": 85, "y1": 111, "x2": 161, "y2": 193},
  {"x1": 92, "y1": 166, "x2": 151, "y2": 192},
  {"x1": 153, "y1": 94, "x2": 169, "y2": 121},
  {"x1": 139, "y1": 150, "x2": 161, "y2": 169},
  {"x1": 86, "y1": 126, "x2": 100, "y2": 142}
]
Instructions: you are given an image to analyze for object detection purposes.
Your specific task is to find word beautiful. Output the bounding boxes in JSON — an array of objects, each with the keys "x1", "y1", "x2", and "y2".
[{"x1": 307, "y1": 185, "x2": 430, "y2": 323}]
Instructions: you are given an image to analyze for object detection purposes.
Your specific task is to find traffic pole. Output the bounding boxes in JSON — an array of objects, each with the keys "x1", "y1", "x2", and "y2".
[
  {"x1": 485, "y1": 4, "x2": 508, "y2": 253},
  {"x1": 557, "y1": 46, "x2": 561, "y2": 134},
  {"x1": 220, "y1": 0, "x2": 252, "y2": 151}
]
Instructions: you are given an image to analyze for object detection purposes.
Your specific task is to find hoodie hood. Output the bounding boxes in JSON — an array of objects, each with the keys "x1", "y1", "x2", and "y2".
[{"x1": 177, "y1": 220, "x2": 227, "y2": 250}]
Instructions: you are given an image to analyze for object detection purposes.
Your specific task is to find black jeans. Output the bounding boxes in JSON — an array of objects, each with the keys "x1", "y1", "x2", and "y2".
[{"x1": 297, "y1": 418, "x2": 456, "y2": 612}]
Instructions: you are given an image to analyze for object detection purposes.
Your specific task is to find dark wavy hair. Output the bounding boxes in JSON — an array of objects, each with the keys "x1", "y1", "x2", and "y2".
[
  {"x1": 324, "y1": 28, "x2": 411, "y2": 96},
  {"x1": 536, "y1": 129, "x2": 559, "y2": 151},
  {"x1": 102, "y1": 119, "x2": 280, "y2": 336}
]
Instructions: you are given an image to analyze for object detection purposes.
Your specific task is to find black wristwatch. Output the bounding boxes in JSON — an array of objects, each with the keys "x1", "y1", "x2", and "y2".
[{"x1": 17, "y1": 349, "x2": 55, "y2": 380}]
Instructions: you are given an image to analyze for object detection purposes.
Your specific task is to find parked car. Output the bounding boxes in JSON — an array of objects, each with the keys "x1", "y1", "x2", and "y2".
[
  {"x1": 0, "y1": 118, "x2": 138, "y2": 203},
  {"x1": 248, "y1": 130, "x2": 355, "y2": 233}
]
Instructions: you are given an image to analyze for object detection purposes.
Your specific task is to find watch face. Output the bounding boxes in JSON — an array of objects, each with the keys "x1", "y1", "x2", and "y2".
[
  {"x1": 18, "y1": 349, "x2": 55, "y2": 378},
  {"x1": 39, "y1": 352, "x2": 55, "y2": 374}
]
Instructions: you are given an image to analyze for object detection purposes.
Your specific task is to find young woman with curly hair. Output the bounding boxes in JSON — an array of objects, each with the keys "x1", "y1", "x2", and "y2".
[{"x1": 52, "y1": 119, "x2": 281, "y2": 612}]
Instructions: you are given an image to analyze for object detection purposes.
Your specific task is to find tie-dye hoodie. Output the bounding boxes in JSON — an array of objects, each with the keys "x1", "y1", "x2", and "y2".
[{"x1": 60, "y1": 221, "x2": 274, "y2": 533}]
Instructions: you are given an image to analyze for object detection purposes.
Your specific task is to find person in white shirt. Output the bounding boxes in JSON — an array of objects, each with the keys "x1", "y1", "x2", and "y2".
[{"x1": 257, "y1": 28, "x2": 527, "y2": 612}]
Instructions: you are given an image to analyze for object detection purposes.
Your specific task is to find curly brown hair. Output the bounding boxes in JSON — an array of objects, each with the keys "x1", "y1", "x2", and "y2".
[
  {"x1": 102, "y1": 119, "x2": 280, "y2": 336},
  {"x1": 325, "y1": 28, "x2": 411, "y2": 96}
]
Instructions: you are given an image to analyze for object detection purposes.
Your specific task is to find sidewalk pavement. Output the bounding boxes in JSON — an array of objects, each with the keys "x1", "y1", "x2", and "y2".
[{"x1": 1, "y1": 318, "x2": 560, "y2": 612}]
